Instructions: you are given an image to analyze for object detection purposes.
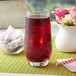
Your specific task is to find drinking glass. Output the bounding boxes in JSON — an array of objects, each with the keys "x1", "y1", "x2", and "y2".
[{"x1": 25, "y1": 9, "x2": 52, "y2": 67}]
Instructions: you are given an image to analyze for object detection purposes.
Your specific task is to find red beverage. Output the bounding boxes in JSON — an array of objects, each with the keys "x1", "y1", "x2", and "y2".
[{"x1": 25, "y1": 15, "x2": 52, "y2": 62}]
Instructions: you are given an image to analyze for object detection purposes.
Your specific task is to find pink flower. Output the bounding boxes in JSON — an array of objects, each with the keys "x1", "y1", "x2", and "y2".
[
  {"x1": 52, "y1": 8, "x2": 69, "y2": 22},
  {"x1": 70, "y1": 6, "x2": 76, "y2": 23},
  {"x1": 59, "y1": 18, "x2": 67, "y2": 26},
  {"x1": 72, "y1": 13, "x2": 76, "y2": 23},
  {"x1": 69, "y1": 6, "x2": 76, "y2": 13}
]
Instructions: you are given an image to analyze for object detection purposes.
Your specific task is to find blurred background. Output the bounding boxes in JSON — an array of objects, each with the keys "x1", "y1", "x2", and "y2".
[
  {"x1": 28, "y1": 0, "x2": 76, "y2": 20},
  {"x1": 0, "y1": 0, "x2": 76, "y2": 28}
]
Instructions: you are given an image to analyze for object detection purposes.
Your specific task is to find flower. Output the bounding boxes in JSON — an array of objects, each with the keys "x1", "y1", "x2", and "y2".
[
  {"x1": 59, "y1": 18, "x2": 67, "y2": 26},
  {"x1": 52, "y1": 6, "x2": 76, "y2": 26},
  {"x1": 70, "y1": 6, "x2": 76, "y2": 24},
  {"x1": 60, "y1": 14, "x2": 74, "y2": 26},
  {"x1": 64, "y1": 14, "x2": 72, "y2": 23},
  {"x1": 72, "y1": 13, "x2": 76, "y2": 24},
  {"x1": 52, "y1": 8, "x2": 69, "y2": 22},
  {"x1": 69, "y1": 6, "x2": 76, "y2": 14}
]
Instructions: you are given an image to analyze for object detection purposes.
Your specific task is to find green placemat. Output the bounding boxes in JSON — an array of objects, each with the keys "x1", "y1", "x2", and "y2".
[{"x1": 0, "y1": 37, "x2": 76, "y2": 76}]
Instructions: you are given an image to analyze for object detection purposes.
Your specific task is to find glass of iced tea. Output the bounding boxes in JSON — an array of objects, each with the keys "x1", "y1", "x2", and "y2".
[{"x1": 25, "y1": 9, "x2": 52, "y2": 67}]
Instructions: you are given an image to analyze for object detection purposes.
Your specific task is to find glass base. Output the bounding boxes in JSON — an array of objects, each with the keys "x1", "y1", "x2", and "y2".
[{"x1": 29, "y1": 60, "x2": 49, "y2": 67}]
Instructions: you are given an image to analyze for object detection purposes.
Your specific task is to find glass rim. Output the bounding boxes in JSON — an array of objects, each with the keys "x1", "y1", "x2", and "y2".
[
  {"x1": 26, "y1": 9, "x2": 50, "y2": 17},
  {"x1": 26, "y1": 8, "x2": 50, "y2": 13}
]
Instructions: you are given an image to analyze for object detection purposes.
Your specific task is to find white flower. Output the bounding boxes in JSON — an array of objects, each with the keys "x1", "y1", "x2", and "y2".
[{"x1": 64, "y1": 14, "x2": 72, "y2": 23}]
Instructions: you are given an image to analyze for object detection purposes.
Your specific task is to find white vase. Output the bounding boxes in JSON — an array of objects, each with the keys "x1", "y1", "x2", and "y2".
[{"x1": 55, "y1": 25, "x2": 76, "y2": 52}]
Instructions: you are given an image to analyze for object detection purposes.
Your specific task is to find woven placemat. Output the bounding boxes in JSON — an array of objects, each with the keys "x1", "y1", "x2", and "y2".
[{"x1": 0, "y1": 37, "x2": 76, "y2": 76}]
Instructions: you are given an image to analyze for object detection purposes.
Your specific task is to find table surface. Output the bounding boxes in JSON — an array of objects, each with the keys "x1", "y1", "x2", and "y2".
[{"x1": 0, "y1": 37, "x2": 76, "y2": 76}]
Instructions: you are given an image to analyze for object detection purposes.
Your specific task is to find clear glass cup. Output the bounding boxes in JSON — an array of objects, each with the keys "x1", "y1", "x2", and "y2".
[
  {"x1": 0, "y1": 41, "x2": 24, "y2": 55},
  {"x1": 25, "y1": 9, "x2": 52, "y2": 67}
]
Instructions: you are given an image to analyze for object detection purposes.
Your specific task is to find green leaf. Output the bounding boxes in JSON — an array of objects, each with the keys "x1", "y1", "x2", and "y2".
[
  {"x1": 52, "y1": 19, "x2": 59, "y2": 24},
  {"x1": 64, "y1": 21, "x2": 75, "y2": 26}
]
